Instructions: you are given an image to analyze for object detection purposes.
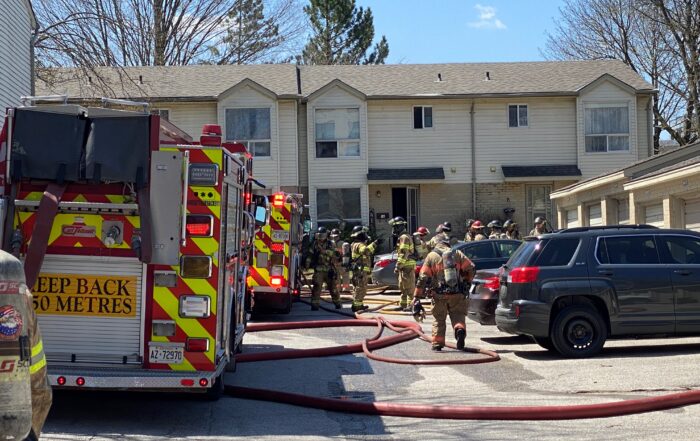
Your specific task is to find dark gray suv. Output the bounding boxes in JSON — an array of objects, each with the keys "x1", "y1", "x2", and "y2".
[{"x1": 495, "y1": 225, "x2": 700, "y2": 358}]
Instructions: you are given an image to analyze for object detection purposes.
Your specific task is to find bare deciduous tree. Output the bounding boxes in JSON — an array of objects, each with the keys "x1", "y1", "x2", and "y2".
[{"x1": 543, "y1": 0, "x2": 697, "y2": 149}]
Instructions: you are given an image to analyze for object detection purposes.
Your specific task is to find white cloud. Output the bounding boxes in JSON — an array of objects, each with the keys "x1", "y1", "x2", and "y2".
[{"x1": 469, "y1": 4, "x2": 507, "y2": 30}]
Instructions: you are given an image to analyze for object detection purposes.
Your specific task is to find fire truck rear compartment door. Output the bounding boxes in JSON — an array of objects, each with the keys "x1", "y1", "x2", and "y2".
[
  {"x1": 35, "y1": 255, "x2": 144, "y2": 365},
  {"x1": 149, "y1": 151, "x2": 184, "y2": 265}
]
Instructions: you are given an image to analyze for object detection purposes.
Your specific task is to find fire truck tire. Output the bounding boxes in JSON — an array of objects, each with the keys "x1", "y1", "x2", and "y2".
[{"x1": 204, "y1": 373, "x2": 225, "y2": 401}]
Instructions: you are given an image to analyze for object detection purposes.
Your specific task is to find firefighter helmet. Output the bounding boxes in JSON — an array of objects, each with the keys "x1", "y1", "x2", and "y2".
[
  {"x1": 416, "y1": 226, "x2": 430, "y2": 236},
  {"x1": 465, "y1": 219, "x2": 475, "y2": 229},
  {"x1": 471, "y1": 220, "x2": 484, "y2": 229},
  {"x1": 487, "y1": 220, "x2": 502, "y2": 229},
  {"x1": 442, "y1": 222, "x2": 452, "y2": 232},
  {"x1": 316, "y1": 226, "x2": 329, "y2": 241},
  {"x1": 503, "y1": 219, "x2": 517, "y2": 229},
  {"x1": 351, "y1": 225, "x2": 369, "y2": 240},
  {"x1": 388, "y1": 217, "x2": 407, "y2": 235},
  {"x1": 534, "y1": 216, "x2": 546, "y2": 225},
  {"x1": 331, "y1": 228, "x2": 341, "y2": 235}
]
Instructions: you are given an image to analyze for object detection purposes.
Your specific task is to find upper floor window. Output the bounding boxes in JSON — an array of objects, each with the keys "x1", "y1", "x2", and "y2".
[
  {"x1": 585, "y1": 105, "x2": 629, "y2": 153},
  {"x1": 315, "y1": 108, "x2": 360, "y2": 158},
  {"x1": 413, "y1": 106, "x2": 433, "y2": 129},
  {"x1": 225, "y1": 108, "x2": 271, "y2": 157},
  {"x1": 151, "y1": 108, "x2": 170, "y2": 121},
  {"x1": 508, "y1": 104, "x2": 528, "y2": 127}
]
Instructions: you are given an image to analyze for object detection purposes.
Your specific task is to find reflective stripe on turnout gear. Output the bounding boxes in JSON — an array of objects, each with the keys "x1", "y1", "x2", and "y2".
[
  {"x1": 396, "y1": 234, "x2": 416, "y2": 267},
  {"x1": 29, "y1": 340, "x2": 47, "y2": 374}
]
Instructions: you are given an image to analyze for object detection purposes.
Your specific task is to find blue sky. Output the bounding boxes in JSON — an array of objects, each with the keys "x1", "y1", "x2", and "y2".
[{"x1": 362, "y1": 0, "x2": 566, "y2": 64}]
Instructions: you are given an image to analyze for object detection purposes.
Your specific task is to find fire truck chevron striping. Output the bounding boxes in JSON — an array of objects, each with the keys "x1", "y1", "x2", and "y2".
[
  {"x1": 247, "y1": 192, "x2": 304, "y2": 314},
  {"x1": 0, "y1": 104, "x2": 266, "y2": 396}
]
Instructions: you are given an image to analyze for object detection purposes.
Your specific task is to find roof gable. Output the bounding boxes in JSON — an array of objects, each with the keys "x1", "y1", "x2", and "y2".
[
  {"x1": 306, "y1": 79, "x2": 366, "y2": 102},
  {"x1": 577, "y1": 73, "x2": 638, "y2": 95},
  {"x1": 218, "y1": 78, "x2": 277, "y2": 100}
]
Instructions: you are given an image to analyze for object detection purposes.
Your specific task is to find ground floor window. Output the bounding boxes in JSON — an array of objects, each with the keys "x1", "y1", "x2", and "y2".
[
  {"x1": 317, "y1": 188, "x2": 361, "y2": 227},
  {"x1": 526, "y1": 185, "x2": 552, "y2": 227}
]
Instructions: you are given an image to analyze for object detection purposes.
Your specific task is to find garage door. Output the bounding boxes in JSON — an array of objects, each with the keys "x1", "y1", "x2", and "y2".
[
  {"x1": 566, "y1": 209, "x2": 579, "y2": 228},
  {"x1": 588, "y1": 204, "x2": 603, "y2": 226},
  {"x1": 618, "y1": 199, "x2": 630, "y2": 225},
  {"x1": 645, "y1": 203, "x2": 664, "y2": 227},
  {"x1": 685, "y1": 198, "x2": 700, "y2": 232}
]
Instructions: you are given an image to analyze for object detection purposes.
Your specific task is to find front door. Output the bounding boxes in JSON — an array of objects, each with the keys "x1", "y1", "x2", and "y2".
[
  {"x1": 526, "y1": 184, "x2": 552, "y2": 227},
  {"x1": 392, "y1": 187, "x2": 419, "y2": 233}
]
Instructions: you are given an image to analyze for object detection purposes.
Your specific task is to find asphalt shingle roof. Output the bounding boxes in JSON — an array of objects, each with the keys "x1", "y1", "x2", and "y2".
[
  {"x1": 36, "y1": 60, "x2": 654, "y2": 101},
  {"x1": 367, "y1": 167, "x2": 445, "y2": 181},
  {"x1": 502, "y1": 165, "x2": 582, "y2": 178},
  {"x1": 627, "y1": 154, "x2": 700, "y2": 182}
]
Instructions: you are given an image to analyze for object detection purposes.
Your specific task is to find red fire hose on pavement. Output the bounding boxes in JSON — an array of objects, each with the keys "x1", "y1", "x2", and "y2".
[{"x1": 225, "y1": 295, "x2": 700, "y2": 420}]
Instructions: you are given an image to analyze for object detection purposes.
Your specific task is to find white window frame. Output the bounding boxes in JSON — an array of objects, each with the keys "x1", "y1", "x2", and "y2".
[
  {"x1": 224, "y1": 106, "x2": 273, "y2": 159},
  {"x1": 508, "y1": 104, "x2": 528, "y2": 128},
  {"x1": 315, "y1": 187, "x2": 362, "y2": 225},
  {"x1": 314, "y1": 107, "x2": 361, "y2": 159},
  {"x1": 151, "y1": 108, "x2": 170, "y2": 121},
  {"x1": 583, "y1": 102, "x2": 631, "y2": 154},
  {"x1": 412, "y1": 105, "x2": 433, "y2": 130}
]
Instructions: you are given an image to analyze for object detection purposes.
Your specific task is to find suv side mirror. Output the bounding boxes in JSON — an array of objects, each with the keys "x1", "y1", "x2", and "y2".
[{"x1": 253, "y1": 195, "x2": 268, "y2": 227}]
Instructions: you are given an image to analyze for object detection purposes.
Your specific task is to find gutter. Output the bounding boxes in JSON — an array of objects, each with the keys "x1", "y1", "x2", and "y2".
[{"x1": 470, "y1": 101, "x2": 476, "y2": 216}]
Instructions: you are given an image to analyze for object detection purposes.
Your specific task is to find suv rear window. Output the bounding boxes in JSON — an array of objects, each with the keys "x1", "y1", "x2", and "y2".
[
  {"x1": 597, "y1": 235, "x2": 659, "y2": 264},
  {"x1": 535, "y1": 238, "x2": 579, "y2": 267},
  {"x1": 506, "y1": 240, "x2": 542, "y2": 268}
]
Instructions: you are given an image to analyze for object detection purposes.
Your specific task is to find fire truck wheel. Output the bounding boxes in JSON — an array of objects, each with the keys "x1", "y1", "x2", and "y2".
[{"x1": 204, "y1": 373, "x2": 225, "y2": 401}]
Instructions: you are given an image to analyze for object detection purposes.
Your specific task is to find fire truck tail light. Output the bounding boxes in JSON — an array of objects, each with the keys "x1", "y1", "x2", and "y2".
[
  {"x1": 199, "y1": 378, "x2": 209, "y2": 387},
  {"x1": 76, "y1": 377, "x2": 86, "y2": 386},
  {"x1": 185, "y1": 215, "x2": 213, "y2": 237},
  {"x1": 181, "y1": 379, "x2": 195, "y2": 387},
  {"x1": 179, "y1": 295, "x2": 211, "y2": 318},
  {"x1": 270, "y1": 276, "x2": 283, "y2": 287},
  {"x1": 57, "y1": 376, "x2": 66, "y2": 386},
  {"x1": 186, "y1": 338, "x2": 210, "y2": 352},
  {"x1": 180, "y1": 256, "x2": 212, "y2": 278},
  {"x1": 272, "y1": 192, "x2": 285, "y2": 208}
]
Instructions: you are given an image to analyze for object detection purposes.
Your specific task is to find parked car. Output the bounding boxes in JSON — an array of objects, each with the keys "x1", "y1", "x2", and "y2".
[
  {"x1": 467, "y1": 267, "x2": 502, "y2": 325},
  {"x1": 495, "y1": 225, "x2": 700, "y2": 358},
  {"x1": 372, "y1": 239, "x2": 521, "y2": 287}
]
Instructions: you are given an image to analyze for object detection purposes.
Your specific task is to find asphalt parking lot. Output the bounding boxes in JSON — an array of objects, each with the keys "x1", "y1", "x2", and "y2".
[{"x1": 43, "y1": 290, "x2": 700, "y2": 440}]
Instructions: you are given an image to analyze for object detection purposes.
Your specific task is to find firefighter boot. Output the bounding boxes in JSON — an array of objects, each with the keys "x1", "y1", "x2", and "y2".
[
  {"x1": 351, "y1": 304, "x2": 369, "y2": 312},
  {"x1": 455, "y1": 328, "x2": 466, "y2": 350},
  {"x1": 432, "y1": 345, "x2": 442, "y2": 352}
]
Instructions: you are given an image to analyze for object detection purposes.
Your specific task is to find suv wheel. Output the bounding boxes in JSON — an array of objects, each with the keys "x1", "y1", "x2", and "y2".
[
  {"x1": 531, "y1": 336, "x2": 555, "y2": 351},
  {"x1": 550, "y1": 305, "x2": 607, "y2": 358}
]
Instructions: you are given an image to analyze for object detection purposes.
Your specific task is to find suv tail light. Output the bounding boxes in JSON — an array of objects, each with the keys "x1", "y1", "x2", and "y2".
[
  {"x1": 483, "y1": 276, "x2": 500, "y2": 291},
  {"x1": 508, "y1": 266, "x2": 540, "y2": 283},
  {"x1": 375, "y1": 259, "x2": 393, "y2": 269}
]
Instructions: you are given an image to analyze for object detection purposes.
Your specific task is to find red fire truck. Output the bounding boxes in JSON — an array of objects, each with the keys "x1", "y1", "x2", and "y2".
[
  {"x1": 0, "y1": 100, "x2": 265, "y2": 397},
  {"x1": 247, "y1": 192, "x2": 304, "y2": 314}
]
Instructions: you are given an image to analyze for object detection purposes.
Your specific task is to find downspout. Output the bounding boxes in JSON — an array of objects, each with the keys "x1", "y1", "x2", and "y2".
[
  {"x1": 29, "y1": 9, "x2": 40, "y2": 95},
  {"x1": 470, "y1": 101, "x2": 476, "y2": 217},
  {"x1": 646, "y1": 94, "x2": 653, "y2": 157}
]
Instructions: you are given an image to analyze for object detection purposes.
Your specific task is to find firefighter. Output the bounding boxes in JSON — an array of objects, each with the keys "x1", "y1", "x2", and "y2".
[
  {"x1": 389, "y1": 217, "x2": 416, "y2": 311},
  {"x1": 330, "y1": 228, "x2": 351, "y2": 293},
  {"x1": 305, "y1": 226, "x2": 341, "y2": 310},
  {"x1": 413, "y1": 226, "x2": 430, "y2": 259},
  {"x1": 428, "y1": 222, "x2": 452, "y2": 251},
  {"x1": 529, "y1": 216, "x2": 549, "y2": 236},
  {"x1": 504, "y1": 219, "x2": 521, "y2": 240},
  {"x1": 463, "y1": 219, "x2": 474, "y2": 241},
  {"x1": 465, "y1": 220, "x2": 487, "y2": 241},
  {"x1": 487, "y1": 220, "x2": 505, "y2": 239},
  {"x1": 350, "y1": 227, "x2": 380, "y2": 312},
  {"x1": 413, "y1": 237, "x2": 475, "y2": 351},
  {"x1": 0, "y1": 252, "x2": 51, "y2": 441}
]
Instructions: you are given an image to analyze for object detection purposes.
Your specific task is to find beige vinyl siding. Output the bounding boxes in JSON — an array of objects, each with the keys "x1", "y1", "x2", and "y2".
[
  {"x1": 577, "y1": 80, "x2": 639, "y2": 178},
  {"x1": 636, "y1": 95, "x2": 651, "y2": 160},
  {"x1": 307, "y1": 85, "x2": 369, "y2": 223},
  {"x1": 218, "y1": 84, "x2": 280, "y2": 190},
  {"x1": 475, "y1": 97, "x2": 577, "y2": 183},
  {"x1": 0, "y1": 0, "x2": 32, "y2": 118},
  {"x1": 155, "y1": 102, "x2": 217, "y2": 138},
  {"x1": 367, "y1": 100, "x2": 469, "y2": 183},
  {"x1": 278, "y1": 100, "x2": 298, "y2": 187},
  {"x1": 297, "y1": 103, "x2": 309, "y2": 187}
]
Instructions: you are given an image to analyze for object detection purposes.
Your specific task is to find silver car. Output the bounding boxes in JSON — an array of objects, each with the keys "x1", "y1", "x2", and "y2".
[{"x1": 371, "y1": 239, "x2": 521, "y2": 287}]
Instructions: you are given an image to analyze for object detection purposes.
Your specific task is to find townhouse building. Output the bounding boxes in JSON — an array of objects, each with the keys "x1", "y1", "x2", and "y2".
[
  {"x1": 38, "y1": 60, "x2": 655, "y2": 245},
  {"x1": 0, "y1": 0, "x2": 37, "y2": 117}
]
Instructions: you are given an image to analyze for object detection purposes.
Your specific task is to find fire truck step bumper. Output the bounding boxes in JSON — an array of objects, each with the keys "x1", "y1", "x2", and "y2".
[{"x1": 47, "y1": 364, "x2": 224, "y2": 390}]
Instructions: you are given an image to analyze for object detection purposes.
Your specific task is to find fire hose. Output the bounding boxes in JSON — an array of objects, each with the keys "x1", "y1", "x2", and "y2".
[{"x1": 225, "y1": 293, "x2": 700, "y2": 420}]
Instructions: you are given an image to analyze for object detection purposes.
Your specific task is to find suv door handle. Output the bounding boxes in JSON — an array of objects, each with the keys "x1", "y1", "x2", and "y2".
[
  {"x1": 674, "y1": 269, "x2": 692, "y2": 276},
  {"x1": 598, "y1": 270, "x2": 613, "y2": 276}
]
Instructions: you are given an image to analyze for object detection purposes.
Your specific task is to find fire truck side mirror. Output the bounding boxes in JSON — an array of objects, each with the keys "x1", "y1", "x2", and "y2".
[{"x1": 252, "y1": 194, "x2": 268, "y2": 227}]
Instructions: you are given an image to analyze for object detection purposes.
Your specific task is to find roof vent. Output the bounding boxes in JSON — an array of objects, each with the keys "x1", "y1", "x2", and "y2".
[
  {"x1": 485, "y1": 71, "x2": 491, "y2": 81},
  {"x1": 437, "y1": 73, "x2": 442, "y2": 82},
  {"x1": 139, "y1": 75, "x2": 144, "y2": 85}
]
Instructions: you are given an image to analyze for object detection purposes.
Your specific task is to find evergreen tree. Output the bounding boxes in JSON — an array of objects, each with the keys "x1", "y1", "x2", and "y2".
[
  {"x1": 302, "y1": 0, "x2": 389, "y2": 65},
  {"x1": 216, "y1": 0, "x2": 284, "y2": 65}
]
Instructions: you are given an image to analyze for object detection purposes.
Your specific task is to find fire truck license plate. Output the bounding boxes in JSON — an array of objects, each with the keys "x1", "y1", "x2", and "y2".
[
  {"x1": 149, "y1": 346, "x2": 184, "y2": 364},
  {"x1": 271, "y1": 231, "x2": 289, "y2": 242}
]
